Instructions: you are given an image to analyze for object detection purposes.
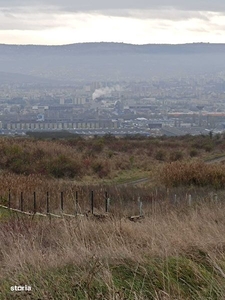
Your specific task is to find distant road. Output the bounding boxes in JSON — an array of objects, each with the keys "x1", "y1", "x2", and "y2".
[
  {"x1": 205, "y1": 155, "x2": 225, "y2": 164},
  {"x1": 116, "y1": 177, "x2": 150, "y2": 187}
]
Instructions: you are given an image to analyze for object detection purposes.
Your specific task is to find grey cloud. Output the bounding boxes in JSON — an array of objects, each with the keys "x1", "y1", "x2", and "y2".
[
  {"x1": 1, "y1": 0, "x2": 224, "y2": 32},
  {"x1": 0, "y1": 11, "x2": 64, "y2": 30},
  {"x1": 208, "y1": 22, "x2": 225, "y2": 32},
  {"x1": 0, "y1": 0, "x2": 225, "y2": 12},
  {"x1": 99, "y1": 9, "x2": 211, "y2": 21},
  {"x1": 3, "y1": 12, "x2": 17, "y2": 19}
]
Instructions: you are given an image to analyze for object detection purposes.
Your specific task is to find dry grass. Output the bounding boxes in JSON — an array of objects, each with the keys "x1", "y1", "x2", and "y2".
[
  {"x1": 0, "y1": 134, "x2": 221, "y2": 180},
  {"x1": 0, "y1": 137, "x2": 158, "y2": 180},
  {"x1": 1, "y1": 200, "x2": 225, "y2": 298},
  {"x1": 160, "y1": 161, "x2": 225, "y2": 188},
  {"x1": 1, "y1": 134, "x2": 225, "y2": 298}
]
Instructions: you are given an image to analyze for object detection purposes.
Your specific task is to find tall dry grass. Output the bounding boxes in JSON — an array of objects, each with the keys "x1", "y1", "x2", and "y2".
[
  {"x1": 0, "y1": 137, "x2": 157, "y2": 179},
  {"x1": 1, "y1": 200, "x2": 225, "y2": 298},
  {"x1": 0, "y1": 134, "x2": 217, "y2": 180},
  {"x1": 160, "y1": 161, "x2": 225, "y2": 189},
  {"x1": 0, "y1": 200, "x2": 225, "y2": 274}
]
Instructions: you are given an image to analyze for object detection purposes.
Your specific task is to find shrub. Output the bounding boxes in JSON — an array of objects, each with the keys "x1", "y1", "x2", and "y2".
[
  {"x1": 91, "y1": 160, "x2": 110, "y2": 178},
  {"x1": 8, "y1": 158, "x2": 31, "y2": 175},
  {"x1": 47, "y1": 155, "x2": 82, "y2": 178},
  {"x1": 204, "y1": 144, "x2": 213, "y2": 152},
  {"x1": 160, "y1": 161, "x2": 225, "y2": 189},
  {"x1": 129, "y1": 156, "x2": 135, "y2": 165},
  {"x1": 108, "y1": 151, "x2": 114, "y2": 158},
  {"x1": 190, "y1": 149, "x2": 198, "y2": 157},
  {"x1": 91, "y1": 140, "x2": 104, "y2": 153},
  {"x1": 169, "y1": 151, "x2": 183, "y2": 162},
  {"x1": 155, "y1": 150, "x2": 167, "y2": 161}
]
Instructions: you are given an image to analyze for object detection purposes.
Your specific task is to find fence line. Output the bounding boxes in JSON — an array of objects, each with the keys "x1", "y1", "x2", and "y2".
[
  {"x1": 1, "y1": 190, "x2": 113, "y2": 218},
  {"x1": 0, "y1": 189, "x2": 147, "y2": 219},
  {"x1": 1, "y1": 188, "x2": 221, "y2": 220}
]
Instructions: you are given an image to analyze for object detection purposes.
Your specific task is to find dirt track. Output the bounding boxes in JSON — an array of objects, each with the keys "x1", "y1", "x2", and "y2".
[
  {"x1": 116, "y1": 177, "x2": 150, "y2": 187},
  {"x1": 205, "y1": 155, "x2": 225, "y2": 164}
]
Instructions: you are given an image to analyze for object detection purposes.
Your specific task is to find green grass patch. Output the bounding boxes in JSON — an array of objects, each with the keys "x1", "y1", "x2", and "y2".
[
  {"x1": 1, "y1": 253, "x2": 225, "y2": 299},
  {"x1": 108, "y1": 169, "x2": 151, "y2": 185},
  {"x1": 0, "y1": 207, "x2": 14, "y2": 220}
]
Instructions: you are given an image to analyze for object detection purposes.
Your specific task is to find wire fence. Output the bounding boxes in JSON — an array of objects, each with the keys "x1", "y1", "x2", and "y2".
[
  {"x1": 0, "y1": 185, "x2": 222, "y2": 219},
  {"x1": 0, "y1": 184, "x2": 167, "y2": 218}
]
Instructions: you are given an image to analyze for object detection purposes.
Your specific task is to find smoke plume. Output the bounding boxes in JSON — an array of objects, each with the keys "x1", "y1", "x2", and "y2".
[{"x1": 92, "y1": 85, "x2": 121, "y2": 101}]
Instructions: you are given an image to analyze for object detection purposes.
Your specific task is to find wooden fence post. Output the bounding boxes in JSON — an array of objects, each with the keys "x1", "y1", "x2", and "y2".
[
  {"x1": 46, "y1": 192, "x2": 50, "y2": 214},
  {"x1": 33, "y1": 192, "x2": 36, "y2": 214},
  {"x1": 139, "y1": 201, "x2": 143, "y2": 216},
  {"x1": 91, "y1": 191, "x2": 94, "y2": 214},
  {"x1": 188, "y1": 194, "x2": 192, "y2": 206},
  {"x1": 174, "y1": 194, "x2": 177, "y2": 204},
  {"x1": 20, "y1": 192, "x2": 24, "y2": 211},
  {"x1": 105, "y1": 191, "x2": 108, "y2": 213},
  {"x1": 75, "y1": 191, "x2": 78, "y2": 215},
  {"x1": 61, "y1": 192, "x2": 64, "y2": 212},
  {"x1": 138, "y1": 196, "x2": 143, "y2": 216},
  {"x1": 8, "y1": 189, "x2": 11, "y2": 209}
]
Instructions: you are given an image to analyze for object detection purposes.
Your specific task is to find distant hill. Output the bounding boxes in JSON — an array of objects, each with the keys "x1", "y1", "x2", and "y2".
[
  {"x1": 1, "y1": 42, "x2": 225, "y2": 55},
  {"x1": 0, "y1": 71, "x2": 59, "y2": 85},
  {"x1": 0, "y1": 42, "x2": 225, "y2": 82}
]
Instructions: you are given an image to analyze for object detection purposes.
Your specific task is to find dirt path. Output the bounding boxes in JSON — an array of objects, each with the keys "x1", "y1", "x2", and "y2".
[
  {"x1": 116, "y1": 177, "x2": 151, "y2": 187},
  {"x1": 205, "y1": 155, "x2": 225, "y2": 164}
]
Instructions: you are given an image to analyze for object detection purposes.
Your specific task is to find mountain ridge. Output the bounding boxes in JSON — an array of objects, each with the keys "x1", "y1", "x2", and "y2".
[
  {"x1": 0, "y1": 42, "x2": 225, "y2": 82},
  {"x1": 1, "y1": 42, "x2": 225, "y2": 55}
]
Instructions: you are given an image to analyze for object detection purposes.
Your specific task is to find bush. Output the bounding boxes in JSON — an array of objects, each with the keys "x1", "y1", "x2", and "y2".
[
  {"x1": 155, "y1": 150, "x2": 167, "y2": 161},
  {"x1": 91, "y1": 160, "x2": 110, "y2": 178},
  {"x1": 204, "y1": 144, "x2": 213, "y2": 152},
  {"x1": 108, "y1": 151, "x2": 115, "y2": 158},
  {"x1": 160, "y1": 161, "x2": 225, "y2": 189},
  {"x1": 47, "y1": 155, "x2": 82, "y2": 178},
  {"x1": 169, "y1": 151, "x2": 183, "y2": 162},
  {"x1": 190, "y1": 149, "x2": 198, "y2": 157},
  {"x1": 91, "y1": 140, "x2": 104, "y2": 153}
]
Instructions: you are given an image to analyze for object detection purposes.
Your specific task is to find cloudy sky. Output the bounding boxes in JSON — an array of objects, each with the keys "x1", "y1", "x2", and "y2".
[{"x1": 0, "y1": 0, "x2": 225, "y2": 45}]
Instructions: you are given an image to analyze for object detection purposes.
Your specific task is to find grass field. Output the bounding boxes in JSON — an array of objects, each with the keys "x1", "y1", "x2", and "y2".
[
  {"x1": 1, "y1": 134, "x2": 225, "y2": 299},
  {"x1": 1, "y1": 199, "x2": 225, "y2": 299}
]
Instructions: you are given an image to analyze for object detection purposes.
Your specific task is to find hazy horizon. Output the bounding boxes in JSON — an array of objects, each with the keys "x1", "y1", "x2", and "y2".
[{"x1": 0, "y1": 41, "x2": 224, "y2": 47}]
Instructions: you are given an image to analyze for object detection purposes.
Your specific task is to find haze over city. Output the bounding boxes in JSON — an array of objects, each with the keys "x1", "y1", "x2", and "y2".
[{"x1": 0, "y1": 0, "x2": 225, "y2": 45}]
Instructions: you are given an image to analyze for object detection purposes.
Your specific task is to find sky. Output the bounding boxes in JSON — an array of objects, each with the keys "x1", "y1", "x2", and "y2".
[{"x1": 0, "y1": 0, "x2": 225, "y2": 45}]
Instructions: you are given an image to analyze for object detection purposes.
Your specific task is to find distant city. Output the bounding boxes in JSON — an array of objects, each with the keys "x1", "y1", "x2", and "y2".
[
  {"x1": 0, "y1": 76, "x2": 225, "y2": 137},
  {"x1": 0, "y1": 42, "x2": 225, "y2": 137}
]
